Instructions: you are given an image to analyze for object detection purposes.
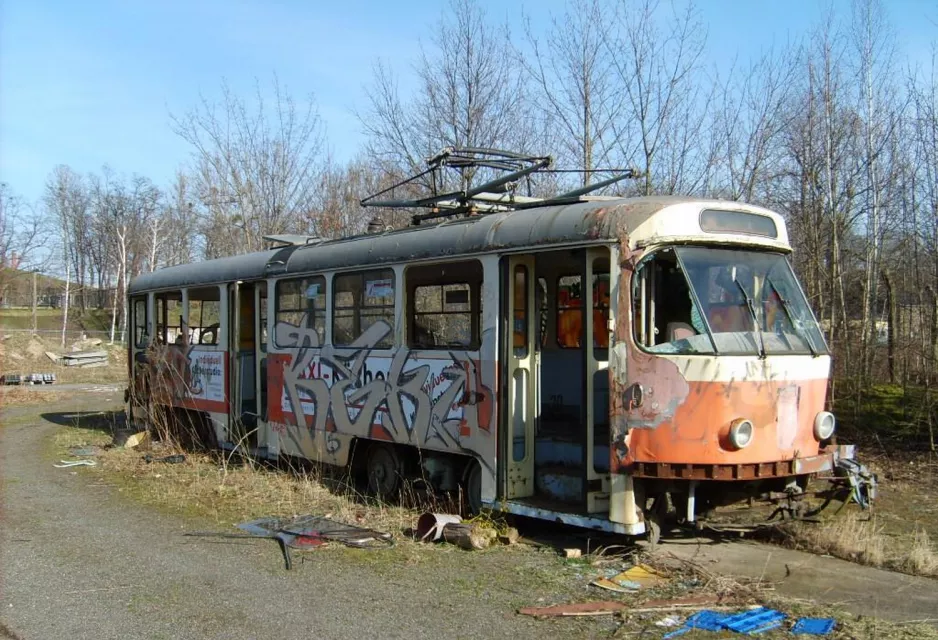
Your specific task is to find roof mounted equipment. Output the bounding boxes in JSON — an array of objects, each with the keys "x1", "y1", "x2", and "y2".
[{"x1": 360, "y1": 147, "x2": 641, "y2": 225}]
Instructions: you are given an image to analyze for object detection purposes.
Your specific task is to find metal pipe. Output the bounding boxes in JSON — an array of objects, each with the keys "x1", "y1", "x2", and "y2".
[{"x1": 687, "y1": 480, "x2": 698, "y2": 523}]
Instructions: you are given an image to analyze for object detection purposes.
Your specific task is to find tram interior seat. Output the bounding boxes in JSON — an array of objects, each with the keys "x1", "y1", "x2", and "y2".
[{"x1": 666, "y1": 321, "x2": 696, "y2": 342}]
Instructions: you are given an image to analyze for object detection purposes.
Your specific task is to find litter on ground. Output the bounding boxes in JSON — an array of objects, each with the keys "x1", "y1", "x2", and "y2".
[
  {"x1": 518, "y1": 601, "x2": 629, "y2": 617},
  {"x1": 186, "y1": 515, "x2": 393, "y2": 570},
  {"x1": 663, "y1": 607, "x2": 788, "y2": 638},
  {"x1": 242, "y1": 515, "x2": 394, "y2": 550},
  {"x1": 791, "y1": 617, "x2": 836, "y2": 635},
  {"x1": 591, "y1": 563, "x2": 668, "y2": 593},
  {"x1": 143, "y1": 453, "x2": 186, "y2": 464},
  {"x1": 53, "y1": 459, "x2": 97, "y2": 468}
]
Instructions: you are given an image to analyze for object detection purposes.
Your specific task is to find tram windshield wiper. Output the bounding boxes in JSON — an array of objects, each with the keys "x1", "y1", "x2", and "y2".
[
  {"x1": 732, "y1": 276, "x2": 766, "y2": 359},
  {"x1": 765, "y1": 276, "x2": 818, "y2": 357}
]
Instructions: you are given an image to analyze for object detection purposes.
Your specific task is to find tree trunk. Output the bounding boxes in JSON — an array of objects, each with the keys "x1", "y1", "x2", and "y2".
[
  {"x1": 31, "y1": 271, "x2": 37, "y2": 333},
  {"x1": 109, "y1": 272, "x2": 119, "y2": 344},
  {"x1": 883, "y1": 269, "x2": 897, "y2": 384},
  {"x1": 441, "y1": 523, "x2": 494, "y2": 550},
  {"x1": 61, "y1": 263, "x2": 70, "y2": 349},
  {"x1": 930, "y1": 286, "x2": 938, "y2": 381},
  {"x1": 119, "y1": 261, "x2": 128, "y2": 343}
]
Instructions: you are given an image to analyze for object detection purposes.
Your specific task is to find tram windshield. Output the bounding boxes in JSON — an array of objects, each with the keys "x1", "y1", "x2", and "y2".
[{"x1": 633, "y1": 247, "x2": 827, "y2": 356}]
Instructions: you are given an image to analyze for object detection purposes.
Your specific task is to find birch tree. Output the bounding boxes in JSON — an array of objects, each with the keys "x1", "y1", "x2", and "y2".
[{"x1": 44, "y1": 166, "x2": 88, "y2": 347}]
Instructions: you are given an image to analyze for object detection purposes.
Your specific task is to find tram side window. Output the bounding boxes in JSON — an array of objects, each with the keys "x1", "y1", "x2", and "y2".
[
  {"x1": 275, "y1": 276, "x2": 326, "y2": 345},
  {"x1": 133, "y1": 297, "x2": 147, "y2": 347},
  {"x1": 188, "y1": 288, "x2": 222, "y2": 346},
  {"x1": 155, "y1": 293, "x2": 184, "y2": 346},
  {"x1": 406, "y1": 260, "x2": 483, "y2": 350},
  {"x1": 333, "y1": 269, "x2": 395, "y2": 348}
]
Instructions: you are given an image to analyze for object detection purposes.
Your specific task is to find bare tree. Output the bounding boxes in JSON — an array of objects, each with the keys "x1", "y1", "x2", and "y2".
[
  {"x1": 603, "y1": 0, "x2": 707, "y2": 195},
  {"x1": 712, "y1": 45, "x2": 800, "y2": 202},
  {"x1": 849, "y1": 0, "x2": 902, "y2": 380},
  {"x1": 518, "y1": 0, "x2": 620, "y2": 185},
  {"x1": 0, "y1": 183, "x2": 48, "y2": 308},
  {"x1": 172, "y1": 77, "x2": 327, "y2": 256},
  {"x1": 160, "y1": 172, "x2": 198, "y2": 267},
  {"x1": 44, "y1": 166, "x2": 89, "y2": 347},
  {"x1": 360, "y1": 0, "x2": 528, "y2": 193}
]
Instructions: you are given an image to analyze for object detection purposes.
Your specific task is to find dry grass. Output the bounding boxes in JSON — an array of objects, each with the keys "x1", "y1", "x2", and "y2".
[
  {"x1": 903, "y1": 529, "x2": 938, "y2": 576},
  {"x1": 52, "y1": 422, "x2": 434, "y2": 537},
  {"x1": 777, "y1": 514, "x2": 938, "y2": 578},
  {"x1": 0, "y1": 386, "x2": 70, "y2": 406}
]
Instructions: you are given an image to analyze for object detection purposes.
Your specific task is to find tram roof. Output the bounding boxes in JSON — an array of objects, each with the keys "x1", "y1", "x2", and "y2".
[{"x1": 128, "y1": 196, "x2": 787, "y2": 294}]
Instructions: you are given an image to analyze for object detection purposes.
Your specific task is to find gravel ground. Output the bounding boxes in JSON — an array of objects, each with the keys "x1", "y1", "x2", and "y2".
[
  {"x1": 2, "y1": 390, "x2": 937, "y2": 639},
  {"x1": 0, "y1": 395, "x2": 584, "y2": 640}
]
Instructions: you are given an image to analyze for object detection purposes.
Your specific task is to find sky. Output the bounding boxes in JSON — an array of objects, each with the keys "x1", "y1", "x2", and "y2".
[{"x1": 1, "y1": 0, "x2": 936, "y2": 207}]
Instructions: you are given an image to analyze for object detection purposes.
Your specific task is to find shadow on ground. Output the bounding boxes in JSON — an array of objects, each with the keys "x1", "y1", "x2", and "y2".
[{"x1": 40, "y1": 410, "x2": 125, "y2": 433}]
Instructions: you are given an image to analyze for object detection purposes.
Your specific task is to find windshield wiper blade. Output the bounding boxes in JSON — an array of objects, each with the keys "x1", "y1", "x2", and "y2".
[
  {"x1": 765, "y1": 276, "x2": 819, "y2": 357},
  {"x1": 732, "y1": 277, "x2": 766, "y2": 359}
]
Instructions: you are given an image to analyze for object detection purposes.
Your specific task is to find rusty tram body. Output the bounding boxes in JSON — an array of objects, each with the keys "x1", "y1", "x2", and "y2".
[{"x1": 127, "y1": 152, "x2": 867, "y2": 541}]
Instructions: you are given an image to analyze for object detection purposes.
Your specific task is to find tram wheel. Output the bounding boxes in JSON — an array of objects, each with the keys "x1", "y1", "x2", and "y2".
[
  {"x1": 462, "y1": 459, "x2": 482, "y2": 516},
  {"x1": 366, "y1": 444, "x2": 401, "y2": 498}
]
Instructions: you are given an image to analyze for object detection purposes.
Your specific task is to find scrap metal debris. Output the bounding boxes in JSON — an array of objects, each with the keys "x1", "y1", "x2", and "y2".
[
  {"x1": 186, "y1": 516, "x2": 392, "y2": 570},
  {"x1": 185, "y1": 531, "x2": 296, "y2": 570},
  {"x1": 241, "y1": 515, "x2": 394, "y2": 550},
  {"x1": 415, "y1": 512, "x2": 463, "y2": 541}
]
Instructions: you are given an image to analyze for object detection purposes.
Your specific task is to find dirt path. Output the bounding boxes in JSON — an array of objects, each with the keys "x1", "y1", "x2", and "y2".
[
  {"x1": 1, "y1": 396, "x2": 582, "y2": 640},
  {"x1": 1, "y1": 394, "x2": 936, "y2": 639}
]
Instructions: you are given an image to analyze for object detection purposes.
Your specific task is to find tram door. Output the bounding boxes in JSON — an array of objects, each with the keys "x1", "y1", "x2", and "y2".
[
  {"x1": 228, "y1": 280, "x2": 261, "y2": 450},
  {"x1": 505, "y1": 255, "x2": 537, "y2": 498}
]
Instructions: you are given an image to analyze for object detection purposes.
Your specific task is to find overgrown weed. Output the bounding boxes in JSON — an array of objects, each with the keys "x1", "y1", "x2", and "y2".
[{"x1": 775, "y1": 514, "x2": 938, "y2": 578}]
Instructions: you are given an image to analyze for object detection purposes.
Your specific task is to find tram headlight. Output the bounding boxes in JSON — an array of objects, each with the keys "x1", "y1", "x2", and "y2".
[
  {"x1": 728, "y1": 419, "x2": 754, "y2": 450},
  {"x1": 814, "y1": 411, "x2": 836, "y2": 441}
]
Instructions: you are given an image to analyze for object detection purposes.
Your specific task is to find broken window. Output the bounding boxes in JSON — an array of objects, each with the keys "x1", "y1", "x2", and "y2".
[
  {"x1": 188, "y1": 287, "x2": 222, "y2": 346},
  {"x1": 632, "y1": 247, "x2": 826, "y2": 355},
  {"x1": 333, "y1": 269, "x2": 395, "y2": 348},
  {"x1": 275, "y1": 276, "x2": 326, "y2": 346},
  {"x1": 406, "y1": 260, "x2": 482, "y2": 350},
  {"x1": 155, "y1": 292, "x2": 184, "y2": 346},
  {"x1": 132, "y1": 297, "x2": 147, "y2": 347}
]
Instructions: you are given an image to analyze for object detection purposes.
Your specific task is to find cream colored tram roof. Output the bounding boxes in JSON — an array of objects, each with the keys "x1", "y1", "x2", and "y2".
[{"x1": 128, "y1": 196, "x2": 788, "y2": 294}]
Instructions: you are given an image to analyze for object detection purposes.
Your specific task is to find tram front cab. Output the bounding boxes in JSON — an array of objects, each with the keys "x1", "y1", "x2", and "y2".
[{"x1": 612, "y1": 243, "x2": 867, "y2": 533}]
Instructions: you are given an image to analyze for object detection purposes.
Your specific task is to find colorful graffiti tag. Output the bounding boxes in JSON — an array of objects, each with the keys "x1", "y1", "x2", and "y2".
[{"x1": 269, "y1": 317, "x2": 493, "y2": 457}]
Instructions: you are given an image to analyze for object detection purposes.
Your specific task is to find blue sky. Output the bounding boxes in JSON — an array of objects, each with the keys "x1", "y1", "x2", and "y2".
[{"x1": 1, "y1": 0, "x2": 936, "y2": 206}]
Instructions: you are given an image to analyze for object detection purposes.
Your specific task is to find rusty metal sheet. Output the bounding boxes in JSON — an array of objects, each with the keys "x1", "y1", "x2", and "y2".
[{"x1": 131, "y1": 198, "x2": 670, "y2": 294}]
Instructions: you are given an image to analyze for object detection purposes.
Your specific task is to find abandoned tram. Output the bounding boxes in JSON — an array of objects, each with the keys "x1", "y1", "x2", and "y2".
[{"x1": 126, "y1": 149, "x2": 871, "y2": 541}]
